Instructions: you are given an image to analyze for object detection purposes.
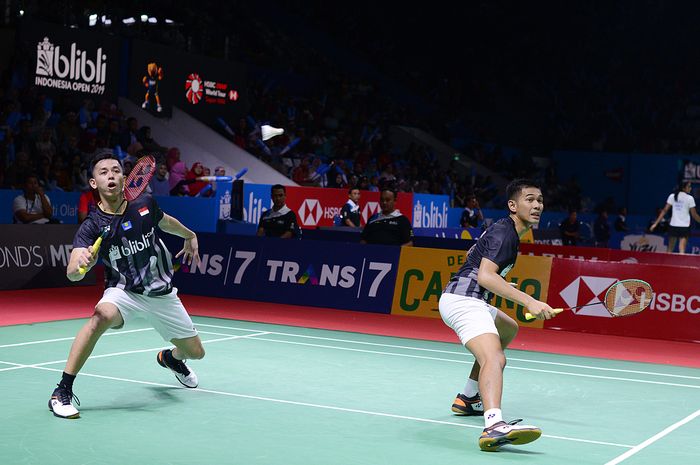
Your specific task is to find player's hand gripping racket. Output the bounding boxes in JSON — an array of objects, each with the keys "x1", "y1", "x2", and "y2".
[
  {"x1": 77, "y1": 155, "x2": 156, "y2": 275},
  {"x1": 525, "y1": 279, "x2": 653, "y2": 320},
  {"x1": 77, "y1": 226, "x2": 110, "y2": 274}
]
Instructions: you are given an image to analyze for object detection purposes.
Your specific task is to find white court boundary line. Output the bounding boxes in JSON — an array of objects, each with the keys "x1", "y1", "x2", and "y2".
[
  {"x1": 194, "y1": 322, "x2": 700, "y2": 381},
  {"x1": 0, "y1": 328, "x2": 155, "y2": 349},
  {"x1": 0, "y1": 359, "x2": 634, "y2": 449},
  {"x1": 604, "y1": 409, "x2": 700, "y2": 465}
]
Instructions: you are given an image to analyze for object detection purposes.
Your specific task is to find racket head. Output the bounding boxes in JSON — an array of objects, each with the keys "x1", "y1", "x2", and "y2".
[
  {"x1": 603, "y1": 279, "x2": 653, "y2": 317},
  {"x1": 123, "y1": 155, "x2": 156, "y2": 201}
]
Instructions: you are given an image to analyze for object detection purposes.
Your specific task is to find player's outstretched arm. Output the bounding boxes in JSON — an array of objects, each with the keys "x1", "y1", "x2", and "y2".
[
  {"x1": 158, "y1": 213, "x2": 200, "y2": 266},
  {"x1": 66, "y1": 247, "x2": 96, "y2": 281},
  {"x1": 476, "y1": 258, "x2": 556, "y2": 320}
]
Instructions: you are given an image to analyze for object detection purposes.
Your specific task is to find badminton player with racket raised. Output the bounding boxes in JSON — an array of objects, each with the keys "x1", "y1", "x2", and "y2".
[
  {"x1": 439, "y1": 179, "x2": 556, "y2": 451},
  {"x1": 49, "y1": 152, "x2": 204, "y2": 419}
]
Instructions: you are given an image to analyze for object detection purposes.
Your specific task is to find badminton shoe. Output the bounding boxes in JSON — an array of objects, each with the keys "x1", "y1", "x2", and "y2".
[
  {"x1": 451, "y1": 393, "x2": 484, "y2": 416},
  {"x1": 48, "y1": 385, "x2": 80, "y2": 419},
  {"x1": 157, "y1": 350, "x2": 198, "y2": 388},
  {"x1": 479, "y1": 419, "x2": 541, "y2": 451}
]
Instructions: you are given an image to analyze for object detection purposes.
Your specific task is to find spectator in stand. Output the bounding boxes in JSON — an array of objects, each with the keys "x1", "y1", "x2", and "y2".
[
  {"x1": 13, "y1": 174, "x2": 53, "y2": 224},
  {"x1": 50, "y1": 156, "x2": 72, "y2": 191},
  {"x1": 257, "y1": 184, "x2": 300, "y2": 239},
  {"x1": 4, "y1": 151, "x2": 32, "y2": 189},
  {"x1": 214, "y1": 166, "x2": 226, "y2": 177},
  {"x1": 460, "y1": 194, "x2": 484, "y2": 228},
  {"x1": 137, "y1": 126, "x2": 167, "y2": 154},
  {"x1": 119, "y1": 117, "x2": 139, "y2": 149},
  {"x1": 106, "y1": 119, "x2": 121, "y2": 148},
  {"x1": 594, "y1": 209, "x2": 611, "y2": 247},
  {"x1": 559, "y1": 209, "x2": 581, "y2": 246},
  {"x1": 165, "y1": 147, "x2": 181, "y2": 172},
  {"x1": 614, "y1": 207, "x2": 629, "y2": 232},
  {"x1": 186, "y1": 162, "x2": 208, "y2": 196},
  {"x1": 35, "y1": 127, "x2": 56, "y2": 161},
  {"x1": 169, "y1": 161, "x2": 190, "y2": 196},
  {"x1": 150, "y1": 162, "x2": 171, "y2": 196},
  {"x1": 360, "y1": 188, "x2": 413, "y2": 246},
  {"x1": 291, "y1": 157, "x2": 315, "y2": 186},
  {"x1": 77, "y1": 190, "x2": 96, "y2": 223},
  {"x1": 339, "y1": 187, "x2": 361, "y2": 227}
]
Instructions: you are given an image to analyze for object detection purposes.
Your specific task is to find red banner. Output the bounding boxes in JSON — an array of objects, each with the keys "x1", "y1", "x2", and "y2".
[
  {"x1": 285, "y1": 186, "x2": 413, "y2": 229},
  {"x1": 546, "y1": 258, "x2": 700, "y2": 342},
  {"x1": 520, "y1": 243, "x2": 700, "y2": 267}
]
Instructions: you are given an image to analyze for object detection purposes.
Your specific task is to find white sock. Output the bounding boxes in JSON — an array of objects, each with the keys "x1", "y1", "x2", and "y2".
[
  {"x1": 463, "y1": 378, "x2": 479, "y2": 398},
  {"x1": 484, "y1": 408, "x2": 503, "y2": 428}
]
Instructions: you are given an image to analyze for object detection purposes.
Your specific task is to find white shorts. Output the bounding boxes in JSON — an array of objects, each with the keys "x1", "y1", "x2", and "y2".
[
  {"x1": 97, "y1": 287, "x2": 198, "y2": 342},
  {"x1": 439, "y1": 293, "x2": 498, "y2": 346}
]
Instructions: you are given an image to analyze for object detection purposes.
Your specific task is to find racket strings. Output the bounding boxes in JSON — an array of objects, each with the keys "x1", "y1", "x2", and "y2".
[{"x1": 604, "y1": 280, "x2": 653, "y2": 317}]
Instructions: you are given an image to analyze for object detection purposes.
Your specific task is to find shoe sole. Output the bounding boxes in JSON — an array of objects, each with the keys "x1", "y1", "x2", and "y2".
[
  {"x1": 479, "y1": 428, "x2": 542, "y2": 451},
  {"x1": 159, "y1": 351, "x2": 198, "y2": 388},
  {"x1": 48, "y1": 400, "x2": 80, "y2": 419}
]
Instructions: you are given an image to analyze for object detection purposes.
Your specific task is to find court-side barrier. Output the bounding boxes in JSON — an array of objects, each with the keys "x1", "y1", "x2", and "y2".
[
  {"x1": 0, "y1": 224, "x2": 96, "y2": 289},
  {"x1": 388, "y1": 245, "x2": 700, "y2": 343},
  {"x1": 519, "y1": 242, "x2": 700, "y2": 267},
  {"x1": 546, "y1": 258, "x2": 700, "y2": 343},
  {"x1": 390, "y1": 247, "x2": 551, "y2": 329},
  {"x1": 163, "y1": 234, "x2": 400, "y2": 314}
]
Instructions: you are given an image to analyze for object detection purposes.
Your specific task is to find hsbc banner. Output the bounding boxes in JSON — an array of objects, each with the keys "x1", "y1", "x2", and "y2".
[
  {"x1": 519, "y1": 243, "x2": 700, "y2": 267},
  {"x1": 129, "y1": 39, "x2": 250, "y2": 123},
  {"x1": 18, "y1": 20, "x2": 119, "y2": 101},
  {"x1": 285, "y1": 186, "x2": 413, "y2": 229},
  {"x1": 0, "y1": 225, "x2": 96, "y2": 290},
  {"x1": 547, "y1": 258, "x2": 700, "y2": 342},
  {"x1": 412, "y1": 194, "x2": 450, "y2": 228},
  {"x1": 164, "y1": 234, "x2": 400, "y2": 313}
]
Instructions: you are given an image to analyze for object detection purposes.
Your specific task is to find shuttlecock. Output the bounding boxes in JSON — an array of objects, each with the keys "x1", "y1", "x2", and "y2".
[{"x1": 261, "y1": 125, "x2": 284, "y2": 141}]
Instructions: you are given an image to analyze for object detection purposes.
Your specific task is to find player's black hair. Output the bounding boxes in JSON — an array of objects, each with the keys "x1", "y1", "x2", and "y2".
[
  {"x1": 348, "y1": 187, "x2": 360, "y2": 194},
  {"x1": 89, "y1": 152, "x2": 122, "y2": 177},
  {"x1": 506, "y1": 178, "x2": 540, "y2": 201},
  {"x1": 674, "y1": 180, "x2": 692, "y2": 201},
  {"x1": 271, "y1": 184, "x2": 286, "y2": 194}
]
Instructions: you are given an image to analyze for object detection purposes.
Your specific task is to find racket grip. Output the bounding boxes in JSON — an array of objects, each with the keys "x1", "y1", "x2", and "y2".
[
  {"x1": 78, "y1": 237, "x2": 103, "y2": 274},
  {"x1": 524, "y1": 308, "x2": 564, "y2": 321}
]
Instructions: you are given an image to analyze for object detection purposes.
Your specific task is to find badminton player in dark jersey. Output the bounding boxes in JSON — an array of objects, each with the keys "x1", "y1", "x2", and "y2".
[
  {"x1": 48, "y1": 153, "x2": 204, "y2": 419},
  {"x1": 439, "y1": 179, "x2": 556, "y2": 451}
]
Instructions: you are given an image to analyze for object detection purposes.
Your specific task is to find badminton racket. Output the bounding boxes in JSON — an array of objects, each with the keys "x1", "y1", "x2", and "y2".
[{"x1": 525, "y1": 279, "x2": 653, "y2": 320}]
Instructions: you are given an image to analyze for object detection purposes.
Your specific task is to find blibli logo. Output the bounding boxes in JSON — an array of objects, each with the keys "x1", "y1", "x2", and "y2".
[
  {"x1": 108, "y1": 228, "x2": 155, "y2": 260},
  {"x1": 413, "y1": 200, "x2": 449, "y2": 228},
  {"x1": 36, "y1": 37, "x2": 107, "y2": 84}
]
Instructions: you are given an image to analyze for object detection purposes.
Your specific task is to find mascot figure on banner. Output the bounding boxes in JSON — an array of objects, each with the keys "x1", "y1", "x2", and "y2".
[{"x1": 142, "y1": 62, "x2": 164, "y2": 113}]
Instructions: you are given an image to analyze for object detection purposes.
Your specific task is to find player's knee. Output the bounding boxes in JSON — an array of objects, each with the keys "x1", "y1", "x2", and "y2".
[{"x1": 91, "y1": 305, "x2": 118, "y2": 331}]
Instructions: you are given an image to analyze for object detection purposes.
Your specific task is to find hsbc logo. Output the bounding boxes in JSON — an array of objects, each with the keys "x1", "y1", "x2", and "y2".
[
  {"x1": 559, "y1": 276, "x2": 617, "y2": 318},
  {"x1": 298, "y1": 199, "x2": 323, "y2": 226},
  {"x1": 362, "y1": 202, "x2": 380, "y2": 223}
]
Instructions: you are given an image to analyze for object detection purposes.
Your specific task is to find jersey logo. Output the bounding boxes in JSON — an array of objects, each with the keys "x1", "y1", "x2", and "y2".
[
  {"x1": 122, "y1": 221, "x2": 132, "y2": 231},
  {"x1": 138, "y1": 207, "x2": 150, "y2": 216}
]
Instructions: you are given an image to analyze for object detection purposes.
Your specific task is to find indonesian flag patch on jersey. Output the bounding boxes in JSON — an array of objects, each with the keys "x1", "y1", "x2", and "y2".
[{"x1": 138, "y1": 206, "x2": 150, "y2": 216}]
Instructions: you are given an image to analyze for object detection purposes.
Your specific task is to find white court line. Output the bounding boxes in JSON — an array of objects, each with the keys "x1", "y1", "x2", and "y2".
[
  {"x1": 195, "y1": 331, "x2": 700, "y2": 390},
  {"x1": 0, "y1": 328, "x2": 155, "y2": 349},
  {"x1": 0, "y1": 332, "x2": 270, "y2": 373},
  {"x1": 195, "y1": 322, "x2": 700, "y2": 381},
  {"x1": 604, "y1": 409, "x2": 700, "y2": 465},
  {"x1": 0, "y1": 360, "x2": 633, "y2": 449}
]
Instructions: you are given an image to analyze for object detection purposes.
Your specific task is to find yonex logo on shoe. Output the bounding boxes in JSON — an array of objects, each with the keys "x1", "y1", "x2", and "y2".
[{"x1": 487, "y1": 413, "x2": 495, "y2": 419}]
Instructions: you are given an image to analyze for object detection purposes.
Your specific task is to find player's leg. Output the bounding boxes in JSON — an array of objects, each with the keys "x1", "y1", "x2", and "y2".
[
  {"x1": 454, "y1": 310, "x2": 518, "y2": 415},
  {"x1": 147, "y1": 291, "x2": 202, "y2": 388},
  {"x1": 668, "y1": 235, "x2": 678, "y2": 253},
  {"x1": 678, "y1": 236, "x2": 688, "y2": 254},
  {"x1": 49, "y1": 302, "x2": 124, "y2": 419}
]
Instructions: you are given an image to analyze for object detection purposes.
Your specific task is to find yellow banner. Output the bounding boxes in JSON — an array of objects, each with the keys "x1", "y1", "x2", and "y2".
[{"x1": 390, "y1": 247, "x2": 552, "y2": 327}]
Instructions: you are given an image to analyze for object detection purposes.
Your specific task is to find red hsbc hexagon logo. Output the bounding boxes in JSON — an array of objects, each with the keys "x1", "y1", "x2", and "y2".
[
  {"x1": 298, "y1": 199, "x2": 323, "y2": 226},
  {"x1": 362, "y1": 201, "x2": 380, "y2": 223},
  {"x1": 559, "y1": 276, "x2": 618, "y2": 318}
]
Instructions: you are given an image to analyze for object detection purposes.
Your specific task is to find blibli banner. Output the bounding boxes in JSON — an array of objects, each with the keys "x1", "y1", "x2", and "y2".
[
  {"x1": 412, "y1": 194, "x2": 450, "y2": 229},
  {"x1": 18, "y1": 20, "x2": 120, "y2": 101},
  {"x1": 242, "y1": 183, "x2": 272, "y2": 225},
  {"x1": 391, "y1": 247, "x2": 552, "y2": 327},
  {"x1": 165, "y1": 234, "x2": 400, "y2": 313}
]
